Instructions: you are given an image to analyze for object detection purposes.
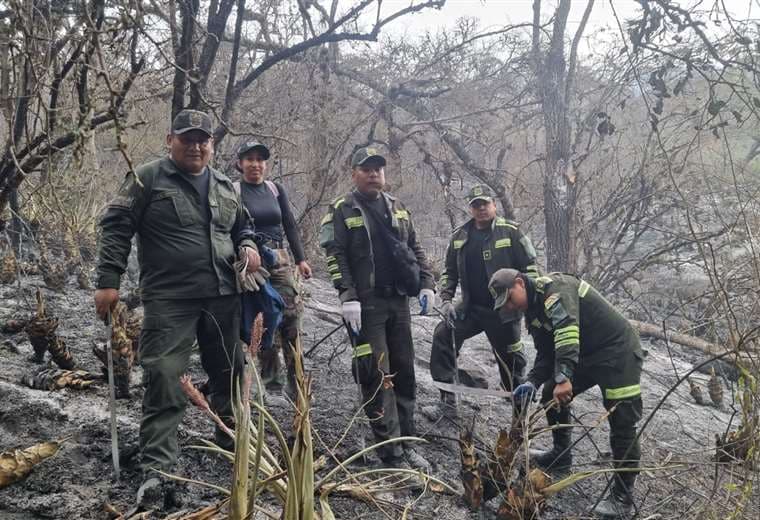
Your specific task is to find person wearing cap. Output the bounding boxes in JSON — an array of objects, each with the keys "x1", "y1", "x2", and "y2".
[
  {"x1": 95, "y1": 109, "x2": 261, "y2": 510},
  {"x1": 489, "y1": 268, "x2": 644, "y2": 519},
  {"x1": 233, "y1": 141, "x2": 311, "y2": 401},
  {"x1": 428, "y1": 185, "x2": 539, "y2": 417},
  {"x1": 318, "y1": 145, "x2": 435, "y2": 471}
]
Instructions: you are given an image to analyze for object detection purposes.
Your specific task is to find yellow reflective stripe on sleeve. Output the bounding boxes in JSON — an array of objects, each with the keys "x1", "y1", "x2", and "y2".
[
  {"x1": 344, "y1": 216, "x2": 364, "y2": 228},
  {"x1": 327, "y1": 264, "x2": 340, "y2": 273},
  {"x1": 352, "y1": 343, "x2": 372, "y2": 358},
  {"x1": 535, "y1": 276, "x2": 552, "y2": 293},
  {"x1": 333, "y1": 197, "x2": 345, "y2": 208},
  {"x1": 605, "y1": 384, "x2": 641, "y2": 400},
  {"x1": 394, "y1": 209, "x2": 409, "y2": 220},
  {"x1": 507, "y1": 341, "x2": 523, "y2": 352},
  {"x1": 326, "y1": 255, "x2": 336, "y2": 263},
  {"x1": 578, "y1": 280, "x2": 590, "y2": 298},
  {"x1": 330, "y1": 273, "x2": 342, "y2": 281},
  {"x1": 453, "y1": 240, "x2": 465, "y2": 249},
  {"x1": 525, "y1": 265, "x2": 539, "y2": 279},
  {"x1": 555, "y1": 338, "x2": 580, "y2": 348},
  {"x1": 494, "y1": 238, "x2": 511, "y2": 248},
  {"x1": 321, "y1": 213, "x2": 333, "y2": 225},
  {"x1": 554, "y1": 325, "x2": 579, "y2": 348}
]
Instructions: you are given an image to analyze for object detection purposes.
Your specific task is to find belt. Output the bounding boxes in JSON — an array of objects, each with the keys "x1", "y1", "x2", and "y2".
[{"x1": 374, "y1": 285, "x2": 397, "y2": 298}]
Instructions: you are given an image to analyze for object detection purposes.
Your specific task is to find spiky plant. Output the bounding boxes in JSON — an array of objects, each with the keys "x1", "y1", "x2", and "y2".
[{"x1": 25, "y1": 289, "x2": 74, "y2": 368}]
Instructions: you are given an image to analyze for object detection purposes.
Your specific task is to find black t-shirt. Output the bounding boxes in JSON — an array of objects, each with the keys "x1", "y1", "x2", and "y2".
[
  {"x1": 181, "y1": 168, "x2": 210, "y2": 223},
  {"x1": 465, "y1": 226, "x2": 494, "y2": 307},
  {"x1": 354, "y1": 190, "x2": 396, "y2": 289},
  {"x1": 239, "y1": 180, "x2": 306, "y2": 262}
]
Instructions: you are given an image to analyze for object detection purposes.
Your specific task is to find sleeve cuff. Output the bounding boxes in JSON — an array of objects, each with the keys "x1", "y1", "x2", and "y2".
[
  {"x1": 339, "y1": 288, "x2": 358, "y2": 303},
  {"x1": 97, "y1": 272, "x2": 121, "y2": 290}
]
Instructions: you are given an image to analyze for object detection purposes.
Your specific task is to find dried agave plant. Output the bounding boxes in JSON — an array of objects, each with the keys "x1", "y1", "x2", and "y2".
[
  {"x1": 687, "y1": 377, "x2": 705, "y2": 405},
  {"x1": 92, "y1": 302, "x2": 137, "y2": 398},
  {"x1": 0, "y1": 439, "x2": 66, "y2": 489},
  {"x1": 172, "y1": 315, "x2": 454, "y2": 520},
  {"x1": 496, "y1": 469, "x2": 551, "y2": 520},
  {"x1": 0, "y1": 249, "x2": 16, "y2": 284},
  {"x1": 708, "y1": 367, "x2": 723, "y2": 407},
  {"x1": 25, "y1": 289, "x2": 75, "y2": 368},
  {"x1": 37, "y1": 236, "x2": 68, "y2": 291},
  {"x1": 21, "y1": 367, "x2": 100, "y2": 391},
  {"x1": 460, "y1": 427, "x2": 484, "y2": 508}
]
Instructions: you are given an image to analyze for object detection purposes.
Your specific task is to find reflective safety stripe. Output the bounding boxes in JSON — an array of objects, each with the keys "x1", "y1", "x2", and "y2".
[
  {"x1": 494, "y1": 238, "x2": 511, "y2": 248},
  {"x1": 578, "y1": 280, "x2": 590, "y2": 298},
  {"x1": 333, "y1": 197, "x2": 345, "y2": 208},
  {"x1": 494, "y1": 217, "x2": 517, "y2": 230},
  {"x1": 327, "y1": 264, "x2": 340, "y2": 273},
  {"x1": 353, "y1": 343, "x2": 372, "y2": 358},
  {"x1": 525, "y1": 265, "x2": 540, "y2": 279},
  {"x1": 605, "y1": 384, "x2": 641, "y2": 400},
  {"x1": 453, "y1": 240, "x2": 465, "y2": 249},
  {"x1": 330, "y1": 273, "x2": 342, "y2": 281},
  {"x1": 344, "y1": 216, "x2": 364, "y2": 228},
  {"x1": 554, "y1": 325, "x2": 579, "y2": 349},
  {"x1": 321, "y1": 213, "x2": 333, "y2": 225},
  {"x1": 508, "y1": 341, "x2": 523, "y2": 352},
  {"x1": 535, "y1": 276, "x2": 553, "y2": 293},
  {"x1": 327, "y1": 255, "x2": 337, "y2": 264},
  {"x1": 394, "y1": 209, "x2": 409, "y2": 220}
]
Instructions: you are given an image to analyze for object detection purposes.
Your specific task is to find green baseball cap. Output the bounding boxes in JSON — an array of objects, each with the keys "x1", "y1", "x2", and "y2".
[
  {"x1": 171, "y1": 109, "x2": 213, "y2": 137},
  {"x1": 489, "y1": 268, "x2": 520, "y2": 310},
  {"x1": 237, "y1": 141, "x2": 270, "y2": 160},
  {"x1": 466, "y1": 185, "x2": 494, "y2": 205},
  {"x1": 351, "y1": 146, "x2": 387, "y2": 167}
]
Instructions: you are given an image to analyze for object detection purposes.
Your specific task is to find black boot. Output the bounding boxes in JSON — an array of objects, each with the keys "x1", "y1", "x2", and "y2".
[{"x1": 530, "y1": 406, "x2": 572, "y2": 472}]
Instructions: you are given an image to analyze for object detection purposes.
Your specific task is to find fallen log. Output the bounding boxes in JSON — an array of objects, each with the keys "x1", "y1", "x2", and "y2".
[{"x1": 628, "y1": 319, "x2": 756, "y2": 378}]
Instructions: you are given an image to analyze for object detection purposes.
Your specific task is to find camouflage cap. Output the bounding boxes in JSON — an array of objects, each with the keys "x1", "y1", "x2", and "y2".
[
  {"x1": 171, "y1": 109, "x2": 213, "y2": 136},
  {"x1": 466, "y1": 185, "x2": 494, "y2": 205},
  {"x1": 237, "y1": 140, "x2": 270, "y2": 160},
  {"x1": 351, "y1": 146, "x2": 387, "y2": 167},
  {"x1": 489, "y1": 268, "x2": 520, "y2": 310}
]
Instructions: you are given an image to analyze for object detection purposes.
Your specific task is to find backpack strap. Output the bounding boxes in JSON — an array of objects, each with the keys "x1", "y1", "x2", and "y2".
[{"x1": 265, "y1": 180, "x2": 279, "y2": 198}]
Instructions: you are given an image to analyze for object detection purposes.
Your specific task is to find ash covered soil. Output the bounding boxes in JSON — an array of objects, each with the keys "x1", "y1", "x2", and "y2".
[{"x1": 0, "y1": 274, "x2": 750, "y2": 519}]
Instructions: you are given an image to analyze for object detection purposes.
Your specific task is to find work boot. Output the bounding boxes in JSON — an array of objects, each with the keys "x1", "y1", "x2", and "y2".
[
  {"x1": 135, "y1": 475, "x2": 183, "y2": 511},
  {"x1": 591, "y1": 491, "x2": 633, "y2": 518},
  {"x1": 403, "y1": 447, "x2": 432, "y2": 474},
  {"x1": 530, "y1": 430, "x2": 572, "y2": 472},
  {"x1": 421, "y1": 390, "x2": 458, "y2": 421}
]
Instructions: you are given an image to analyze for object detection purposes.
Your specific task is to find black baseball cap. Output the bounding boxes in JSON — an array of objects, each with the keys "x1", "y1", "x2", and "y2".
[
  {"x1": 489, "y1": 268, "x2": 520, "y2": 310},
  {"x1": 171, "y1": 109, "x2": 213, "y2": 136},
  {"x1": 237, "y1": 141, "x2": 270, "y2": 160}
]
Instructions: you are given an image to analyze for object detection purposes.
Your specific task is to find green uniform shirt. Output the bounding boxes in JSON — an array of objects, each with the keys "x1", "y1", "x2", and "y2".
[
  {"x1": 525, "y1": 273, "x2": 643, "y2": 387},
  {"x1": 319, "y1": 190, "x2": 434, "y2": 303},
  {"x1": 97, "y1": 157, "x2": 256, "y2": 300},
  {"x1": 439, "y1": 217, "x2": 539, "y2": 316}
]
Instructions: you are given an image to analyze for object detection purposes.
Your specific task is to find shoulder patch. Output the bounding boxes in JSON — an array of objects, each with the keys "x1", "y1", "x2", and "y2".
[{"x1": 544, "y1": 293, "x2": 560, "y2": 309}]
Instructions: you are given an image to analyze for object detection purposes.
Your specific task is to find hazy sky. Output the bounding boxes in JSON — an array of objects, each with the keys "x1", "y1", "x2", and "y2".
[{"x1": 376, "y1": 0, "x2": 753, "y2": 38}]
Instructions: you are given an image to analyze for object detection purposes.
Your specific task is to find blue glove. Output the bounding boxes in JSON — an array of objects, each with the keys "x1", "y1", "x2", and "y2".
[
  {"x1": 512, "y1": 381, "x2": 536, "y2": 405},
  {"x1": 418, "y1": 288, "x2": 435, "y2": 316},
  {"x1": 259, "y1": 245, "x2": 277, "y2": 268}
]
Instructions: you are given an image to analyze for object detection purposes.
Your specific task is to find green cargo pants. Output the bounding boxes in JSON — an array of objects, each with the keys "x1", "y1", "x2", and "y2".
[
  {"x1": 259, "y1": 248, "x2": 303, "y2": 395},
  {"x1": 430, "y1": 304, "x2": 527, "y2": 392},
  {"x1": 540, "y1": 348, "x2": 644, "y2": 499},
  {"x1": 138, "y1": 295, "x2": 244, "y2": 471},
  {"x1": 352, "y1": 293, "x2": 415, "y2": 462}
]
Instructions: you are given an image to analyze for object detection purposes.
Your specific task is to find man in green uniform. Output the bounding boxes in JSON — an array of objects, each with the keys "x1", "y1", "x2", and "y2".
[
  {"x1": 319, "y1": 146, "x2": 435, "y2": 470},
  {"x1": 429, "y1": 185, "x2": 539, "y2": 416},
  {"x1": 490, "y1": 268, "x2": 644, "y2": 519},
  {"x1": 95, "y1": 110, "x2": 261, "y2": 509}
]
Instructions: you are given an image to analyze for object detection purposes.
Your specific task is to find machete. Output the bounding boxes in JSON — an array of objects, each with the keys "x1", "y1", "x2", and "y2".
[
  {"x1": 433, "y1": 380, "x2": 512, "y2": 399},
  {"x1": 105, "y1": 310, "x2": 120, "y2": 480}
]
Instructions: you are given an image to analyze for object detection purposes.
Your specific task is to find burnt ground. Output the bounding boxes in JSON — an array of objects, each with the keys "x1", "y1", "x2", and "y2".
[{"x1": 0, "y1": 273, "x2": 757, "y2": 519}]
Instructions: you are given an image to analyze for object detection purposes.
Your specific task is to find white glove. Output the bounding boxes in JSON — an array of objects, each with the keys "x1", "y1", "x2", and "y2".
[
  {"x1": 418, "y1": 288, "x2": 435, "y2": 315},
  {"x1": 342, "y1": 301, "x2": 362, "y2": 335}
]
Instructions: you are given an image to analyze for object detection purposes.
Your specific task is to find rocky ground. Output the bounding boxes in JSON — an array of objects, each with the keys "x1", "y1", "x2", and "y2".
[{"x1": 0, "y1": 272, "x2": 755, "y2": 519}]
